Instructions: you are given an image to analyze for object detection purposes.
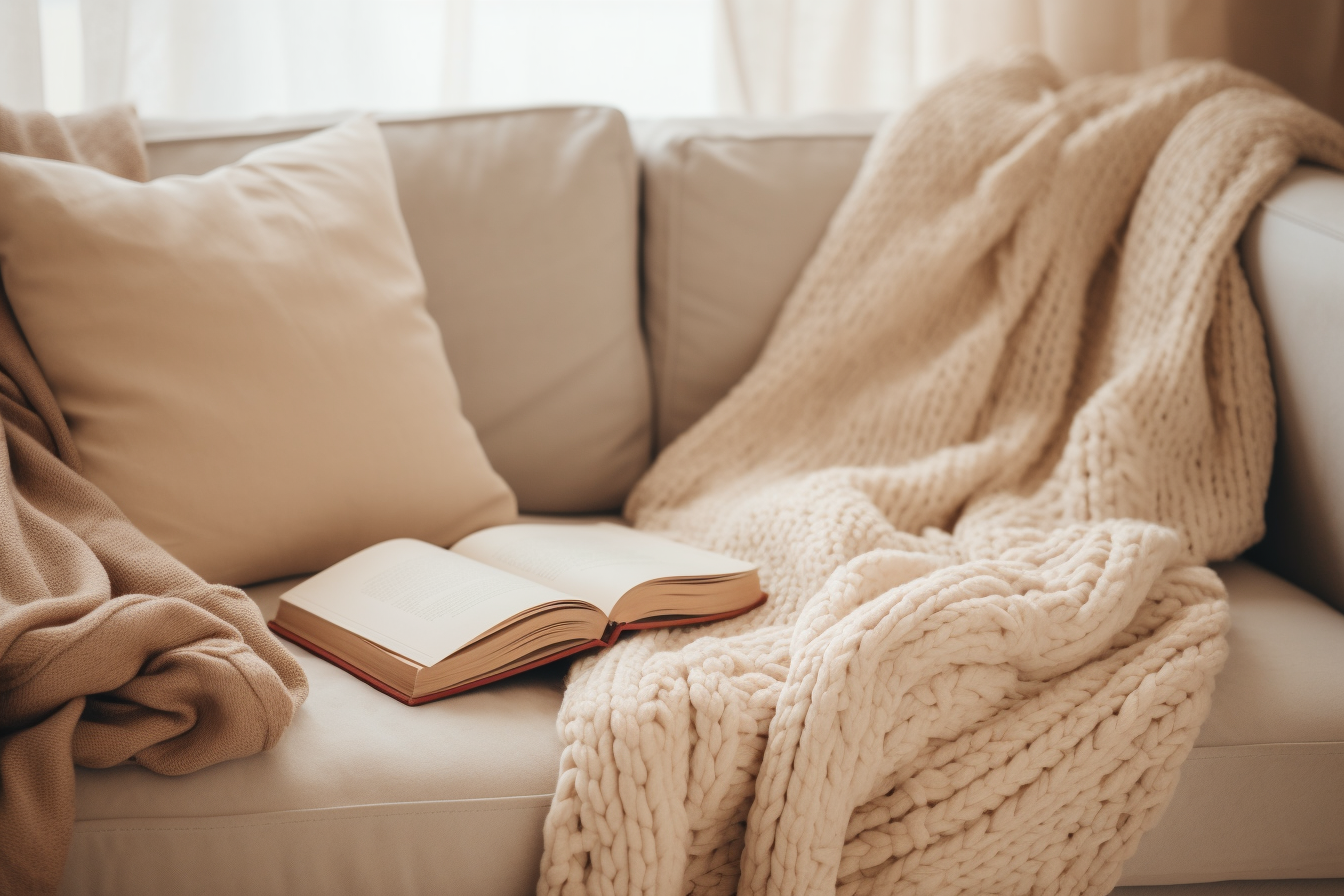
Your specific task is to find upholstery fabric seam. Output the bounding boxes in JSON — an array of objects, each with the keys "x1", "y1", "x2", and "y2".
[
  {"x1": 75, "y1": 796, "x2": 557, "y2": 834},
  {"x1": 1259, "y1": 202, "x2": 1344, "y2": 243}
]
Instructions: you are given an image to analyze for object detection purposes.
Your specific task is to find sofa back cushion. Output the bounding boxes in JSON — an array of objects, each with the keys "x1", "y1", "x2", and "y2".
[
  {"x1": 637, "y1": 115, "x2": 880, "y2": 450},
  {"x1": 144, "y1": 107, "x2": 651, "y2": 514}
]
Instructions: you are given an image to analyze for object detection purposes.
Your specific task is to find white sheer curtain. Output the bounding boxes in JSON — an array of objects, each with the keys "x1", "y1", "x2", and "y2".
[
  {"x1": 4, "y1": 0, "x2": 720, "y2": 119},
  {"x1": 0, "y1": 0, "x2": 45, "y2": 109},
  {"x1": 93, "y1": 0, "x2": 477, "y2": 118},
  {"x1": 2, "y1": 0, "x2": 1341, "y2": 122}
]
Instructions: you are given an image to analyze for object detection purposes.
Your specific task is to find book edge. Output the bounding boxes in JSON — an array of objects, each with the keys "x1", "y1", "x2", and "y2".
[{"x1": 268, "y1": 591, "x2": 767, "y2": 706}]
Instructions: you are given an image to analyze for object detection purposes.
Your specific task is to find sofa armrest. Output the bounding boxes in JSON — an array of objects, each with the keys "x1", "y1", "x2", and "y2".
[{"x1": 1241, "y1": 164, "x2": 1344, "y2": 614}]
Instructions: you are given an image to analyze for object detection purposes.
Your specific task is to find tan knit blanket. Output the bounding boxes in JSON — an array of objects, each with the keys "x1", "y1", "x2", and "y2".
[
  {"x1": 539, "y1": 56, "x2": 1344, "y2": 896},
  {"x1": 0, "y1": 106, "x2": 307, "y2": 894}
]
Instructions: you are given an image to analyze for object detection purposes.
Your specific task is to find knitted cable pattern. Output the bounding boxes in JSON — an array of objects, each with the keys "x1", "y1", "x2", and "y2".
[{"x1": 538, "y1": 54, "x2": 1344, "y2": 896}]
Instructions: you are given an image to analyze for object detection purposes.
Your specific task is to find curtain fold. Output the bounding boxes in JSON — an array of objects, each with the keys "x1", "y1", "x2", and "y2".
[
  {"x1": 0, "y1": 0, "x2": 45, "y2": 110},
  {"x1": 90, "y1": 0, "x2": 478, "y2": 120},
  {"x1": 716, "y1": 0, "x2": 917, "y2": 116},
  {"x1": 718, "y1": 0, "x2": 1344, "y2": 121},
  {"x1": 15, "y1": 0, "x2": 1343, "y2": 122},
  {"x1": 80, "y1": 0, "x2": 129, "y2": 110},
  {"x1": 67, "y1": 0, "x2": 719, "y2": 120}
]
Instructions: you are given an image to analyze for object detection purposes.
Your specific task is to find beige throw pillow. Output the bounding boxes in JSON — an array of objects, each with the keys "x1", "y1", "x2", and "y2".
[{"x1": 0, "y1": 115, "x2": 517, "y2": 586}]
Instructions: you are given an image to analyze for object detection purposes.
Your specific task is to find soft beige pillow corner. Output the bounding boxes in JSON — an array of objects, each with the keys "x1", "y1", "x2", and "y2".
[{"x1": 0, "y1": 115, "x2": 516, "y2": 585}]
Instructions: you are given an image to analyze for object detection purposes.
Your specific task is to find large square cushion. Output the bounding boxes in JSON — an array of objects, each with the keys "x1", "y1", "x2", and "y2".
[{"x1": 0, "y1": 116, "x2": 516, "y2": 586}]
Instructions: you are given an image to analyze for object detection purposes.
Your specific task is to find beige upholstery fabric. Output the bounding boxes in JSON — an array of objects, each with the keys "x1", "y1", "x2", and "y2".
[
  {"x1": 1114, "y1": 882, "x2": 1344, "y2": 896},
  {"x1": 0, "y1": 115, "x2": 515, "y2": 586},
  {"x1": 637, "y1": 115, "x2": 880, "y2": 449},
  {"x1": 1241, "y1": 166, "x2": 1344, "y2": 613},
  {"x1": 143, "y1": 107, "x2": 652, "y2": 514},
  {"x1": 1120, "y1": 563, "x2": 1344, "y2": 886},
  {"x1": 61, "y1": 558, "x2": 1344, "y2": 894},
  {"x1": 65, "y1": 574, "x2": 567, "y2": 896}
]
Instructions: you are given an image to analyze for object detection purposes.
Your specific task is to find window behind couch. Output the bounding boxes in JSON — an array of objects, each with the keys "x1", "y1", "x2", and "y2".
[
  {"x1": 6, "y1": 0, "x2": 1343, "y2": 123},
  {"x1": 17, "y1": 0, "x2": 721, "y2": 119}
]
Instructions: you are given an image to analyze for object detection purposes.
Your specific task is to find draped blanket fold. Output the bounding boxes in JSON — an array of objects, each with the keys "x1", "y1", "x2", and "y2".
[
  {"x1": 0, "y1": 105, "x2": 307, "y2": 895},
  {"x1": 539, "y1": 56, "x2": 1344, "y2": 896}
]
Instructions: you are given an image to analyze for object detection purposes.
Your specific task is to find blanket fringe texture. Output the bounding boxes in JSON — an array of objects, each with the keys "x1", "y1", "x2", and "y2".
[
  {"x1": 538, "y1": 55, "x2": 1344, "y2": 896},
  {"x1": 0, "y1": 105, "x2": 307, "y2": 895}
]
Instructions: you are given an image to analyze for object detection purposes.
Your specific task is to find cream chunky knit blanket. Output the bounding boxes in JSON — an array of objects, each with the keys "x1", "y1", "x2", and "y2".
[{"x1": 539, "y1": 56, "x2": 1344, "y2": 896}]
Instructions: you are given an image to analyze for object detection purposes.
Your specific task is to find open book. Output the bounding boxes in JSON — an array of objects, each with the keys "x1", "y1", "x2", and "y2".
[{"x1": 268, "y1": 522, "x2": 764, "y2": 704}]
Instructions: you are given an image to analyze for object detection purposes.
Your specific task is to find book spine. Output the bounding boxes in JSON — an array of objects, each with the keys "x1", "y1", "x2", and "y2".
[{"x1": 269, "y1": 621, "x2": 605, "y2": 705}]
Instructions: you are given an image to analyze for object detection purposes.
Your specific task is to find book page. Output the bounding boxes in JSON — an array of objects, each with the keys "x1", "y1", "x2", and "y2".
[
  {"x1": 451, "y1": 522, "x2": 756, "y2": 617},
  {"x1": 279, "y1": 539, "x2": 584, "y2": 666}
]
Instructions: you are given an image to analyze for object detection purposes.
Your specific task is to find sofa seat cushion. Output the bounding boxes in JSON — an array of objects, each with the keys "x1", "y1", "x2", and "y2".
[
  {"x1": 64, "y1": 559, "x2": 1344, "y2": 894},
  {"x1": 1119, "y1": 561, "x2": 1344, "y2": 886},
  {"x1": 64, "y1": 573, "x2": 568, "y2": 896}
]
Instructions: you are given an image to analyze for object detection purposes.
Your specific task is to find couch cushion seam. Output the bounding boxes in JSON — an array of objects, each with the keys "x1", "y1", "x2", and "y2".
[
  {"x1": 1260, "y1": 202, "x2": 1344, "y2": 243},
  {"x1": 1186, "y1": 742, "x2": 1344, "y2": 757},
  {"x1": 75, "y1": 798, "x2": 556, "y2": 834}
]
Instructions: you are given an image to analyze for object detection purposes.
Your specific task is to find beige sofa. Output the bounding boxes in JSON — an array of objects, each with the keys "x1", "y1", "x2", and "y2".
[{"x1": 61, "y1": 107, "x2": 1344, "y2": 895}]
